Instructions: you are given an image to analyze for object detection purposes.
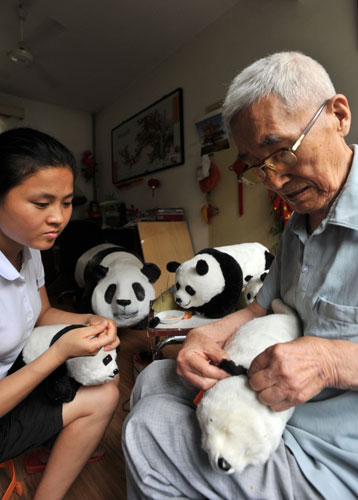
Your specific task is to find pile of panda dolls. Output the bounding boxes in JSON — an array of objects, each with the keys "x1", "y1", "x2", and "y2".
[{"x1": 23, "y1": 239, "x2": 297, "y2": 474}]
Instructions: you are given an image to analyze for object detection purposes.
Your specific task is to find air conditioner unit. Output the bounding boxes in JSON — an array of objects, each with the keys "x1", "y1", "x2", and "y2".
[{"x1": 0, "y1": 104, "x2": 25, "y2": 119}]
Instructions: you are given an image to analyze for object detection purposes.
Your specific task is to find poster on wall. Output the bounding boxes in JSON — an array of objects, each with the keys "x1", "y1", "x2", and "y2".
[
  {"x1": 111, "y1": 88, "x2": 184, "y2": 184},
  {"x1": 195, "y1": 110, "x2": 230, "y2": 156}
]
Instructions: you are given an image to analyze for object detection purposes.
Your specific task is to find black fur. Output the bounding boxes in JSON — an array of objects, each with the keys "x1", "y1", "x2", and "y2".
[
  {"x1": 219, "y1": 358, "x2": 248, "y2": 377},
  {"x1": 141, "y1": 263, "x2": 161, "y2": 283},
  {"x1": 167, "y1": 261, "x2": 180, "y2": 272},
  {"x1": 264, "y1": 250, "x2": 274, "y2": 270},
  {"x1": 193, "y1": 248, "x2": 243, "y2": 319}
]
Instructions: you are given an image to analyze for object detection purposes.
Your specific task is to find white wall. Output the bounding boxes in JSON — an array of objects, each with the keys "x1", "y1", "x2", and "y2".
[
  {"x1": 96, "y1": 0, "x2": 358, "y2": 252},
  {"x1": 0, "y1": 92, "x2": 93, "y2": 219}
]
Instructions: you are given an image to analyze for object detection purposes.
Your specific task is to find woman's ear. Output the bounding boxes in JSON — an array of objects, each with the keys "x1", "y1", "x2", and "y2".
[{"x1": 329, "y1": 94, "x2": 351, "y2": 137}]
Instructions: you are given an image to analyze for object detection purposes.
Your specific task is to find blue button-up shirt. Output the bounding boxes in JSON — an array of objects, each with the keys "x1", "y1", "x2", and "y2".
[{"x1": 257, "y1": 145, "x2": 358, "y2": 500}]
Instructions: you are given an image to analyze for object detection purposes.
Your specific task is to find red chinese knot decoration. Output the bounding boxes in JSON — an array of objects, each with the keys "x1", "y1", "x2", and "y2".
[
  {"x1": 269, "y1": 191, "x2": 293, "y2": 228},
  {"x1": 81, "y1": 150, "x2": 96, "y2": 181}
]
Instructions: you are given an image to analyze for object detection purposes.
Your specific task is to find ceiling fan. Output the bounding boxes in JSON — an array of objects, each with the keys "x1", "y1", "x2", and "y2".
[
  {"x1": 7, "y1": 2, "x2": 34, "y2": 66},
  {"x1": 5, "y1": 1, "x2": 66, "y2": 89}
]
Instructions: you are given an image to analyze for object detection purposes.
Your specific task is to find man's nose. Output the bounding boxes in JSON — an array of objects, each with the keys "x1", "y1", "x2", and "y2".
[{"x1": 263, "y1": 167, "x2": 290, "y2": 189}]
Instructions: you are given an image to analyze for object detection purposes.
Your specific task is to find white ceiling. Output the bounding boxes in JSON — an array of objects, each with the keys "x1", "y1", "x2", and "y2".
[{"x1": 0, "y1": 0, "x2": 239, "y2": 112}]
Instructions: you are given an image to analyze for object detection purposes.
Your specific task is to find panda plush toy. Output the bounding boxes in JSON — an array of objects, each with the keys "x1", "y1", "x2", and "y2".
[
  {"x1": 244, "y1": 271, "x2": 269, "y2": 305},
  {"x1": 22, "y1": 324, "x2": 119, "y2": 403},
  {"x1": 196, "y1": 299, "x2": 301, "y2": 474},
  {"x1": 167, "y1": 243, "x2": 273, "y2": 319},
  {"x1": 75, "y1": 243, "x2": 161, "y2": 328}
]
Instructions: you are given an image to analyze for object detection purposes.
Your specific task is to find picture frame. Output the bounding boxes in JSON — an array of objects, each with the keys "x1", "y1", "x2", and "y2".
[
  {"x1": 111, "y1": 88, "x2": 184, "y2": 184},
  {"x1": 195, "y1": 109, "x2": 230, "y2": 156}
]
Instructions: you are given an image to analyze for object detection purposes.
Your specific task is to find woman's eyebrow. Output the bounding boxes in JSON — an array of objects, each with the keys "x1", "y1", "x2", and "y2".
[{"x1": 33, "y1": 191, "x2": 74, "y2": 199}]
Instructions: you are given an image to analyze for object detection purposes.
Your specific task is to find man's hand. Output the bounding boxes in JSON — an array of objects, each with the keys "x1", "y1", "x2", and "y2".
[
  {"x1": 176, "y1": 330, "x2": 231, "y2": 390},
  {"x1": 248, "y1": 336, "x2": 335, "y2": 411}
]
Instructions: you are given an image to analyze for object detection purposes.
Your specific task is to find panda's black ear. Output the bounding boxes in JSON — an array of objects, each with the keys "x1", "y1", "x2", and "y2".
[
  {"x1": 94, "y1": 264, "x2": 109, "y2": 282},
  {"x1": 141, "y1": 263, "x2": 161, "y2": 283},
  {"x1": 167, "y1": 261, "x2": 180, "y2": 272},
  {"x1": 265, "y1": 251, "x2": 274, "y2": 270},
  {"x1": 196, "y1": 259, "x2": 209, "y2": 276},
  {"x1": 245, "y1": 275, "x2": 253, "y2": 283}
]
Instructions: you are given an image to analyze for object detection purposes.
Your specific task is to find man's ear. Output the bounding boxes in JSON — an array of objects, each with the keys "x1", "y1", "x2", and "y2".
[{"x1": 330, "y1": 94, "x2": 351, "y2": 137}]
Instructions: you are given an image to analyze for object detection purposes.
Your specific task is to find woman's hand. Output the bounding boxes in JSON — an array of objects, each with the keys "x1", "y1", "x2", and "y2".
[
  {"x1": 85, "y1": 315, "x2": 119, "y2": 351},
  {"x1": 248, "y1": 336, "x2": 336, "y2": 411},
  {"x1": 53, "y1": 320, "x2": 119, "y2": 363},
  {"x1": 176, "y1": 329, "x2": 231, "y2": 390}
]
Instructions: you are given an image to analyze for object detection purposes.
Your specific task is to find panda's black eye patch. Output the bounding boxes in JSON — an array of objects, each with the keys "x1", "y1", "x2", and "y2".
[
  {"x1": 176, "y1": 282, "x2": 180, "y2": 290},
  {"x1": 102, "y1": 354, "x2": 113, "y2": 366},
  {"x1": 132, "y1": 282, "x2": 145, "y2": 301},
  {"x1": 105, "y1": 284, "x2": 116, "y2": 304},
  {"x1": 185, "y1": 286, "x2": 195, "y2": 296}
]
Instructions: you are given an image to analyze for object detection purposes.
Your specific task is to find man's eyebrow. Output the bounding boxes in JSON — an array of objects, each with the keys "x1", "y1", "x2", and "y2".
[
  {"x1": 259, "y1": 134, "x2": 282, "y2": 146},
  {"x1": 237, "y1": 134, "x2": 283, "y2": 162}
]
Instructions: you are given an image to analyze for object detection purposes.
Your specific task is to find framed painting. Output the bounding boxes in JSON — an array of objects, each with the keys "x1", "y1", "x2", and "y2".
[
  {"x1": 195, "y1": 109, "x2": 230, "y2": 156},
  {"x1": 112, "y1": 88, "x2": 184, "y2": 184}
]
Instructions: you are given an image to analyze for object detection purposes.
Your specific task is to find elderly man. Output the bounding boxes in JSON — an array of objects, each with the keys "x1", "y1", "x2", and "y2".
[{"x1": 122, "y1": 52, "x2": 358, "y2": 500}]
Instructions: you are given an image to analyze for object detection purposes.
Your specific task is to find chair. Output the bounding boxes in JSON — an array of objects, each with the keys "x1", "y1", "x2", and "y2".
[
  {"x1": 153, "y1": 335, "x2": 186, "y2": 360},
  {"x1": 0, "y1": 460, "x2": 22, "y2": 500}
]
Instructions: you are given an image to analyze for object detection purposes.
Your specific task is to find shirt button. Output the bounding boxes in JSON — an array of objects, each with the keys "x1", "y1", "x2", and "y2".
[{"x1": 302, "y1": 265, "x2": 308, "y2": 273}]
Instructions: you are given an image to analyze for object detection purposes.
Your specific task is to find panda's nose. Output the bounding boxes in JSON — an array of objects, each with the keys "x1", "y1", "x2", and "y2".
[
  {"x1": 113, "y1": 368, "x2": 119, "y2": 376},
  {"x1": 217, "y1": 457, "x2": 232, "y2": 472},
  {"x1": 117, "y1": 299, "x2": 131, "y2": 306},
  {"x1": 176, "y1": 297, "x2": 182, "y2": 303}
]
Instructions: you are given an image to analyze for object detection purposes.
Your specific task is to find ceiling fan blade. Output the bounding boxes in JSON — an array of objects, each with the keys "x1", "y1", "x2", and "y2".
[
  {"x1": 32, "y1": 60, "x2": 60, "y2": 89},
  {"x1": 26, "y1": 18, "x2": 66, "y2": 50}
]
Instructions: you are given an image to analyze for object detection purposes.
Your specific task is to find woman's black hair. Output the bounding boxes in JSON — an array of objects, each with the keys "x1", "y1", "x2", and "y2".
[{"x1": 0, "y1": 127, "x2": 77, "y2": 199}]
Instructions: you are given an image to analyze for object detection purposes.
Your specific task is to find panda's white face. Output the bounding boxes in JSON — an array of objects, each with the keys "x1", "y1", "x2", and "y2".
[
  {"x1": 174, "y1": 255, "x2": 225, "y2": 309},
  {"x1": 91, "y1": 267, "x2": 156, "y2": 327},
  {"x1": 244, "y1": 273, "x2": 267, "y2": 305},
  {"x1": 67, "y1": 347, "x2": 118, "y2": 385},
  {"x1": 197, "y1": 376, "x2": 285, "y2": 474}
]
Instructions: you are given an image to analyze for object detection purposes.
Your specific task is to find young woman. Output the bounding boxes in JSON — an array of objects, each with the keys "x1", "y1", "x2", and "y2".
[{"x1": 0, "y1": 127, "x2": 120, "y2": 500}]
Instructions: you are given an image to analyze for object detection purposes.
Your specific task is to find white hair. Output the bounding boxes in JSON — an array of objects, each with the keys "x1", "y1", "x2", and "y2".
[{"x1": 222, "y1": 51, "x2": 336, "y2": 129}]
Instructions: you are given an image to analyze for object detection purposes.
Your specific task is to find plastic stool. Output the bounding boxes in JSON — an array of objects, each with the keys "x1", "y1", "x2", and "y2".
[{"x1": 0, "y1": 460, "x2": 23, "y2": 500}]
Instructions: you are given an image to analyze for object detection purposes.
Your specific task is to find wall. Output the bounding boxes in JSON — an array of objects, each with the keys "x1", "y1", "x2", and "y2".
[
  {"x1": 0, "y1": 92, "x2": 93, "y2": 219},
  {"x1": 96, "y1": 0, "x2": 358, "y2": 253}
]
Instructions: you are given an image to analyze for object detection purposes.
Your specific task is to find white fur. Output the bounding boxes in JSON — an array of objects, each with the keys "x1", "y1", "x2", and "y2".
[
  {"x1": 197, "y1": 299, "x2": 301, "y2": 474},
  {"x1": 215, "y1": 243, "x2": 270, "y2": 282},
  {"x1": 75, "y1": 243, "x2": 156, "y2": 327},
  {"x1": 22, "y1": 324, "x2": 118, "y2": 385},
  {"x1": 175, "y1": 254, "x2": 225, "y2": 308}
]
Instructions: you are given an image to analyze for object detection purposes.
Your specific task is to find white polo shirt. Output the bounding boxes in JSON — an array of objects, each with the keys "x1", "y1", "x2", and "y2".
[{"x1": 0, "y1": 247, "x2": 44, "y2": 378}]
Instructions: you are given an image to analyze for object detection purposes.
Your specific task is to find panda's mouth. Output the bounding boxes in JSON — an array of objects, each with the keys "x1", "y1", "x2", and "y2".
[
  {"x1": 114, "y1": 312, "x2": 138, "y2": 319},
  {"x1": 177, "y1": 299, "x2": 191, "y2": 308}
]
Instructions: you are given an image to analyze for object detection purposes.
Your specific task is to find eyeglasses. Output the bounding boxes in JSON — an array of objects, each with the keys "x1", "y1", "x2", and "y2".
[{"x1": 238, "y1": 99, "x2": 329, "y2": 185}]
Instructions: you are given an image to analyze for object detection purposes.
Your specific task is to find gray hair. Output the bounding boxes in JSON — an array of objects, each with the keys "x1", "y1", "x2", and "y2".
[{"x1": 222, "y1": 51, "x2": 336, "y2": 129}]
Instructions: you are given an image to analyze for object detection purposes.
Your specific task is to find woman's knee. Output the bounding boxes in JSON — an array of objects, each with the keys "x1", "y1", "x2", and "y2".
[{"x1": 63, "y1": 381, "x2": 119, "y2": 425}]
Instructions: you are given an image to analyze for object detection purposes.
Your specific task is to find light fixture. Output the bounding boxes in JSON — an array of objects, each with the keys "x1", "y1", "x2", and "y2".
[
  {"x1": 7, "y1": 46, "x2": 33, "y2": 65},
  {"x1": 7, "y1": 2, "x2": 34, "y2": 66}
]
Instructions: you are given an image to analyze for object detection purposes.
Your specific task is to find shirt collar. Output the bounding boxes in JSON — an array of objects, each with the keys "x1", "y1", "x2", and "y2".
[
  {"x1": 0, "y1": 247, "x2": 31, "y2": 281},
  {"x1": 288, "y1": 144, "x2": 358, "y2": 235}
]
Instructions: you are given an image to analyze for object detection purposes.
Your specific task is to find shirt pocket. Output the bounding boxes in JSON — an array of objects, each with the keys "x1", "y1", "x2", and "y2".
[{"x1": 313, "y1": 296, "x2": 358, "y2": 341}]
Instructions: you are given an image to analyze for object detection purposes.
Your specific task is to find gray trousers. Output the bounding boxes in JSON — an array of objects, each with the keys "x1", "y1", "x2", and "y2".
[{"x1": 122, "y1": 359, "x2": 322, "y2": 500}]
